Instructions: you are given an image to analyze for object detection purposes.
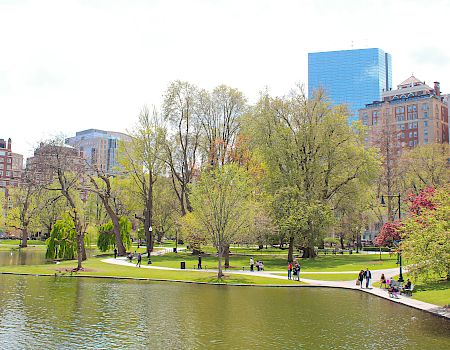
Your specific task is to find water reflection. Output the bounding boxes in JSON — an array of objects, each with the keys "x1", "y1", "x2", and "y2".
[{"x1": 0, "y1": 275, "x2": 448, "y2": 349}]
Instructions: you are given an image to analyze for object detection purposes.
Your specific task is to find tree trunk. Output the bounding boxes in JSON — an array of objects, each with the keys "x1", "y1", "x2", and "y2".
[
  {"x1": 20, "y1": 227, "x2": 28, "y2": 248},
  {"x1": 105, "y1": 205, "x2": 126, "y2": 256},
  {"x1": 287, "y1": 236, "x2": 294, "y2": 262},
  {"x1": 217, "y1": 249, "x2": 224, "y2": 279},
  {"x1": 76, "y1": 232, "x2": 83, "y2": 269},
  {"x1": 224, "y1": 244, "x2": 230, "y2": 268},
  {"x1": 302, "y1": 246, "x2": 316, "y2": 259},
  {"x1": 339, "y1": 235, "x2": 345, "y2": 250}
]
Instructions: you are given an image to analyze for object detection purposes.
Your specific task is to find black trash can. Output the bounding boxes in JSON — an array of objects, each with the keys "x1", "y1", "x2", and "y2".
[
  {"x1": 173, "y1": 248, "x2": 177, "y2": 253},
  {"x1": 180, "y1": 261, "x2": 185, "y2": 269}
]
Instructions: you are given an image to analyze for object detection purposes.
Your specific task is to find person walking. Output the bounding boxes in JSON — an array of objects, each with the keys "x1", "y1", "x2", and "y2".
[
  {"x1": 250, "y1": 257, "x2": 254, "y2": 272},
  {"x1": 296, "y1": 262, "x2": 301, "y2": 281},
  {"x1": 365, "y1": 268, "x2": 372, "y2": 288},
  {"x1": 198, "y1": 254, "x2": 202, "y2": 269},
  {"x1": 113, "y1": 248, "x2": 117, "y2": 259},
  {"x1": 136, "y1": 253, "x2": 142, "y2": 267},
  {"x1": 358, "y1": 270, "x2": 364, "y2": 288},
  {"x1": 288, "y1": 262, "x2": 293, "y2": 280}
]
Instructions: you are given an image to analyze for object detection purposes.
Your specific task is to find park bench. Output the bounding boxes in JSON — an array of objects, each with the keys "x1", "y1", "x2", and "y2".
[{"x1": 401, "y1": 284, "x2": 414, "y2": 296}]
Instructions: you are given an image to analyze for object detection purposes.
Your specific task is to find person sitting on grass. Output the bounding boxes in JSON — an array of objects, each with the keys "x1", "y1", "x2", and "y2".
[{"x1": 380, "y1": 273, "x2": 387, "y2": 289}]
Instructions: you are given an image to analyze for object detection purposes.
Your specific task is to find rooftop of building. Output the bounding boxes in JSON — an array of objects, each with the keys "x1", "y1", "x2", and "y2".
[{"x1": 309, "y1": 47, "x2": 388, "y2": 55}]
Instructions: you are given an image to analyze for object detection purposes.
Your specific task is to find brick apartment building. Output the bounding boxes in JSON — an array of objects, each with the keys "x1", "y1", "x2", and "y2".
[
  {"x1": 359, "y1": 76, "x2": 449, "y2": 150},
  {"x1": 26, "y1": 142, "x2": 85, "y2": 185},
  {"x1": 0, "y1": 138, "x2": 23, "y2": 197}
]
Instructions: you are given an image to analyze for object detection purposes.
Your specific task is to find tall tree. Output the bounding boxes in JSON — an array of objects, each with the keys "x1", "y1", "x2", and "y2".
[
  {"x1": 86, "y1": 170, "x2": 127, "y2": 256},
  {"x1": 198, "y1": 85, "x2": 247, "y2": 167},
  {"x1": 120, "y1": 106, "x2": 166, "y2": 256},
  {"x1": 189, "y1": 164, "x2": 253, "y2": 278},
  {"x1": 30, "y1": 139, "x2": 87, "y2": 269},
  {"x1": 247, "y1": 87, "x2": 380, "y2": 258},
  {"x1": 400, "y1": 143, "x2": 450, "y2": 193},
  {"x1": 6, "y1": 174, "x2": 41, "y2": 247},
  {"x1": 163, "y1": 81, "x2": 202, "y2": 215}
]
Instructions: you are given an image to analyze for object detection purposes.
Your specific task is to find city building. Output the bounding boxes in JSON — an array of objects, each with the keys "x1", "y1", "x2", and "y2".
[
  {"x1": 26, "y1": 143, "x2": 85, "y2": 185},
  {"x1": 0, "y1": 138, "x2": 23, "y2": 194},
  {"x1": 65, "y1": 129, "x2": 130, "y2": 174},
  {"x1": 359, "y1": 76, "x2": 449, "y2": 150},
  {"x1": 308, "y1": 48, "x2": 392, "y2": 123}
]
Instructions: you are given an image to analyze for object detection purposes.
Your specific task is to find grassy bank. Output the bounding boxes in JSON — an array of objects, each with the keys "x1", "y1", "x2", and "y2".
[
  {"x1": 0, "y1": 257, "x2": 299, "y2": 285},
  {"x1": 149, "y1": 251, "x2": 398, "y2": 272}
]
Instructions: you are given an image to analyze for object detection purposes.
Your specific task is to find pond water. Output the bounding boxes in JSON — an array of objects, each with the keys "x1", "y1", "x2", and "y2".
[
  {"x1": 0, "y1": 275, "x2": 448, "y2": 349},
  {"x1": 0, "y1": 250, "x2": 449, "y2": 349}
]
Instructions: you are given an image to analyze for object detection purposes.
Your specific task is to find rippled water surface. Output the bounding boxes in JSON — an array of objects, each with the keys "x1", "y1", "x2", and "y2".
[{"x1": 0, "y1": 275, "x2": 449, "y2": 349}]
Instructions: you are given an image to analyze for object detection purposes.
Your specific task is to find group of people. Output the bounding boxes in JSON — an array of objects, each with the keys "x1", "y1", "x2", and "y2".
[
  {"x1": 249, "y1": 257, "x2": 265, "y2": 271},
  {"x1": 125, "y1": 251, "x2": 142, "y2": 267},
  {"x1": 379, "y1": 274, "x2": 412, "y2": 298},
  {"x1": 288, "y1": 261, "x2": 301, "y2": 281},
  {"x1": 357, "y1": 268, "x2": 372, "y2": 288}
]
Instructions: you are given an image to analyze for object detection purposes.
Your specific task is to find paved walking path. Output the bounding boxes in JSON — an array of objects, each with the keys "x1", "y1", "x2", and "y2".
[{"x1": 102, "y1": 256, "x2": 449, "y2": 319}]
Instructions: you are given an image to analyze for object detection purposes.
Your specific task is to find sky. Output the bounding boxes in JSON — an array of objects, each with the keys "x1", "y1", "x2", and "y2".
[{"x1": 1, "y1": 0, "x2": 450, "y2": 158}]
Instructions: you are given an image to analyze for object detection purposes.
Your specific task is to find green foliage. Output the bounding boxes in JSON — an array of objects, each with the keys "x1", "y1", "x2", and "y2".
[
  {"x1": 401, "y1": 186, "x2": 450, "y2": 282},
  {"x1": 97, "y1": 217, "x2": 132, "y2": 252},
  {"x1": 45, "y1": 214, "x2": 77, "y2": 260}
]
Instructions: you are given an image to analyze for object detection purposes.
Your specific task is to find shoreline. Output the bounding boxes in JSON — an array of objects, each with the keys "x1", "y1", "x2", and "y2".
[{"x1": 1, "y1": 270, "x2": 448, "y2": 321}]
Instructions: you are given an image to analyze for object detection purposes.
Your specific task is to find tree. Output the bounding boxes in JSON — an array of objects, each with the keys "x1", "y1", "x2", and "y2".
[
  {"x1": 86, "y1": 170, "x2": 127, "y2": 256},
  {"x1": 400, "y1": 144, "x2": 450, "y2": 193},
  {"x1": 162, "y1": 81, "x2": 202, "y2": 215},
  {"x1": 120, "y1": 106, "x2": 166, "y2": 256},
  {"x1": 97, "y1": 217, "x2": 132, "y2": 252},
  {"x1": 46, "y1": 213, "x2": 78, "y2": 260},
  {"x1": 30, "y1": 139, "x2": 87, "y2": 269},
  {"x1": 374, "y1": 221, "x2": 402, "y2": 247},
  {"x1": 189, "y1": 164, "x2": 253, "y2": 278},
  {"x1": 198, "y1": 85, "x2": 247, "y2": 167},
  {"x1": 401, "y1": 186, "x2": 450, "y2": 281},
  {"x1": 6, "y1": 182, "x2": 41, "y2": 247},
  {"x1": 247, "y1": 87, "x2": 380, "y2": 258}
]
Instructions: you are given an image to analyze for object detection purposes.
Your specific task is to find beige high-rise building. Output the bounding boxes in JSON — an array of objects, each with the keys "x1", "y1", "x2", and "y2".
[{"x1": 359, "y1": 76, "x2": 449, "y2": 150}]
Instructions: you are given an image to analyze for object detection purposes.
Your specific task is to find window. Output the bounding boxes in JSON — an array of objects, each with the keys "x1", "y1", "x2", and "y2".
[
  {"x1": 409, "y1": 141, "x2": 413, "y2": 146},
  {"x1": 6, "y1": 171, "x2": 10, "y2": 177},
  {"x1": 396, "y1": 106, "x2": 405, "y2": 113},
  {"x1": 0, "y1": 151, "x2": 5, "y2": 156},
  {"x1": 424, "y1": 112, "x2": 428, "y2": 119},
  {"x1": 401, "y1": 133, "x2": 405, "y2": 139},
  {"x1": 414, "y1": 140, "x2": 417, "y2": 146},
  {"x1": 422, "y1": 103, "x2": 429, "y2": 110},
  {"x1": 424, "y1": 121, "x2": 428, "y2": 127},
  {"x1": 424, "y1": 138, "x2": 428, "y2": 144},
  {"x1": 6, "y1": 158, "x2": 11, "y2": 163},
  {"x1": 414, "y1": 132, "x2": 417, "y2": 137},
  {"x1": 408, "y1": 123, "x2": 412, "y2": 129},
  {"x1": 424, "y1": 129, "x2": 428, "y2": 135},
  {"x1": 409, "y1": 132, "x2": 412, "y2": 137},
  {"x1": 401, "y1": 124, "x2": 405, "y2": 130},
  {"x1": 413, "y1": 123, "x2": 417, "y2": 128}
]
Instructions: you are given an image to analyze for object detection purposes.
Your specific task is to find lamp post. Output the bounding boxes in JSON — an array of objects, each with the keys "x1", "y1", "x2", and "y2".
[
  {"x1": 380, "y1": 193, "x2": 404, "y2": 282},
  {"x1": 148, "y1": 225, "x2": 152, "y2": 264}
]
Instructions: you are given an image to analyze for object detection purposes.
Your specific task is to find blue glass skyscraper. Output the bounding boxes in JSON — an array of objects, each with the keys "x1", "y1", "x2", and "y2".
[{"x1": 308, "y1": 48, "x2": 392, "y2": 123}]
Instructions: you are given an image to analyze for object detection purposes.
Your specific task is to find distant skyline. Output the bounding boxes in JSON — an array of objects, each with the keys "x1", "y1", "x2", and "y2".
[{"x1": 2, "y1": 0, "x2": 450, "y2": 157}]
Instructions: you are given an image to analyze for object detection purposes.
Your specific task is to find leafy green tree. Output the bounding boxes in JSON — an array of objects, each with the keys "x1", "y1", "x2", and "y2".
[
  {"x1": 6, "y1": 175, "x2": 41, "y2": 247},
  {"x1": 46, "y1": 213, "x2": 78, "y2": 260},
  {"x1": 247, "y1": 87, "x2": 380, "y2": 258},
  {"x1": 400, "y1": 144, "x2": 450, "y2": 193},
  {"x1": 97, "y1": 217, "x2": 132, "y2": 252},
  {"x1": 401, "y1": 186, "x2": 450, "y2": 281},
  {"x1": 189, "y1": 164, "x2": 253, "y2": 278},
  {"x1": 162, "y1": 81, "x2": 202, "y2": 215}
]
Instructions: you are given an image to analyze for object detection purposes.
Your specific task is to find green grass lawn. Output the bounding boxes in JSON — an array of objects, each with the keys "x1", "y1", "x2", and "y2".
[
  {"x1": 0, "y1": 257, "x2": 299, "y2": 285},
  {"x1": 373, "y1": 274, "x2": 450, "y2": 307},
  {"x1": 149, "y1": 251, "x2": 398, "y2": 272}
]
